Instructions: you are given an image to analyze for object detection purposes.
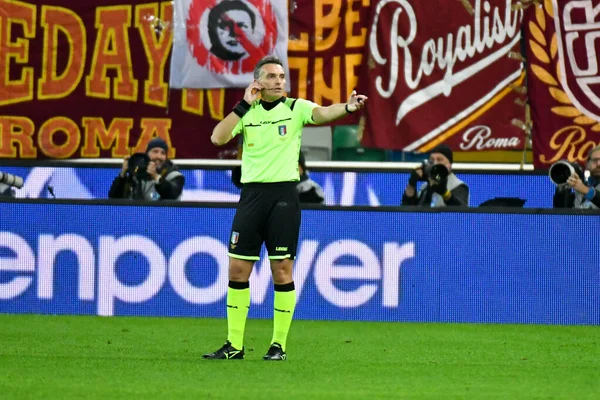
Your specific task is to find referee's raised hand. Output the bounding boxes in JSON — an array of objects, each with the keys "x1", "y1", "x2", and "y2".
[
  {"x1": 346, "y1": 90, "x2": 368, "y2": 112},
  {"x1": 244, "y1": 81, "x2": 264, "y2": 104}
]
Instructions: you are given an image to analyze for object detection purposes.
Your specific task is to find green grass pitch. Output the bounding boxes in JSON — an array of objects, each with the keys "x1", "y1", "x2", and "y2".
[{"x1": 0, "y1": 314, "x2": 598, "y2": 399}]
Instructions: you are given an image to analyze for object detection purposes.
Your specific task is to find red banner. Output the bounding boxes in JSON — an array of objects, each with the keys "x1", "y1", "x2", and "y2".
[
  {"x1": 287, "y1": 0, "x2": 370, "y2": 109},
  {"x1": 526, "y1": 0, "x2": 600, "y2": 168},
  {"x1": 359, "y1": 0, "x2": 528, "y2": 154},
  {"x1": 0, "y1": 0, "x2": 367, "y2": 159}
]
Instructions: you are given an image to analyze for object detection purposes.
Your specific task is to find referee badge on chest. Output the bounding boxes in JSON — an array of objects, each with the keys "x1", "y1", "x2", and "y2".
[
  {"x1": 231, "y1": 231, "x2": 239, "y2": 245},
  {"x1": 278, "y1": 125, "x2": 287, "y2": 136}
]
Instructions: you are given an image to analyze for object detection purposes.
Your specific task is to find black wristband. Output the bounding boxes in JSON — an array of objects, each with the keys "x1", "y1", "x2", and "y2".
[
  {"x1": 233, "y1": 99, "x2": 251, "y2": 117},
  {"x1": 345, "y1": 103, "x2": 354, "y2": 114}
]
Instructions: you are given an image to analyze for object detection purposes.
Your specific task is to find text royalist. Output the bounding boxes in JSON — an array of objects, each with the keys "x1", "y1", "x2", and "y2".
[{"x1": 369, "y1": 0, "x2": 523, "y2": 124}]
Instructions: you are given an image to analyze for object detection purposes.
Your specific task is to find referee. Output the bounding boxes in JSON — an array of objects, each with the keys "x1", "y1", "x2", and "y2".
[{"x1": 203, "y1": 56, "x2": 367, "y2": 361}]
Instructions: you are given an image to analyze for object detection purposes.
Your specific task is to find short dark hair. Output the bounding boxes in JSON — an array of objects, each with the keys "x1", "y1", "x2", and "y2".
[{"x1": 254, "y1": 56, "x2": 283, "y2": 79}]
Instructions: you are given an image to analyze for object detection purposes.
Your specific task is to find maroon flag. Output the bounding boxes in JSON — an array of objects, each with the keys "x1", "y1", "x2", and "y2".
[
  {"x1": 526, "y1": 0, "x2": 600, "y2": 168},
  {"x1": 0, "y1": 0, "x2": 369, "y2": 160},
  {"x1": 359, "y1": 0, "x2": 527, "y2": 154}
]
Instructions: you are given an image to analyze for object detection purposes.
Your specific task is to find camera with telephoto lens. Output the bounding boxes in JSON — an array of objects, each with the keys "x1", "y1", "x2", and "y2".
[
  {"x1": 421, "y1": 160, "x2": 449, "y2": 183},
  {"x1": 549, "y1": 160, "x2": 585, "y2": 186},
  {"x1": 0, "y1": 171, "x2": 24, "y2": 189},
  {"x1": 127, "y1": 153, "x2": 150, "y2": 179}
]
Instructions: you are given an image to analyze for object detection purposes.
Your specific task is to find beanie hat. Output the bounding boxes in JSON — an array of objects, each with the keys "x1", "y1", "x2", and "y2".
[
  {"x1": 429, "y1": 144, "x2": 453, "y2": 164},
  {"x1": 146, "y1": 137, "x2": 168, "y2": 153}
]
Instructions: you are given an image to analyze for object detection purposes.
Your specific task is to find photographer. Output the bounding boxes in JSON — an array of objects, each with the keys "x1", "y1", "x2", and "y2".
[
  {"x1": 553, "y1": 146, "x2": 600, "y2": 209},
  {"x1": 108, "y1": 138, "x2": 185, "y2": 200},
  {"x1": 401, "y1": 144, "x2": 469, "y2": 207},
  {"x1": 296, "y1": 151, "x2": 325, "y2": 204}
]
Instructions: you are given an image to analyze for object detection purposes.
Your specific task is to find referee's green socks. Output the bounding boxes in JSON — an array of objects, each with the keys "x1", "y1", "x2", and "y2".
[
  {"x1": 272, "y1": 282, "x2": 297, "y2": 351},
  {"x1": 227, "y1": 281, "x2": 250, "y2": 350}
]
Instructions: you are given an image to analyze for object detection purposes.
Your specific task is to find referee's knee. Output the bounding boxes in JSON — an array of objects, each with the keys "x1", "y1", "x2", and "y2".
[
  {"x1": 228, "y1": 258, "x2": 254, "y2": 282},
  {"x1": 270, "y1": 259, "x2": 293, "y2": 284}
]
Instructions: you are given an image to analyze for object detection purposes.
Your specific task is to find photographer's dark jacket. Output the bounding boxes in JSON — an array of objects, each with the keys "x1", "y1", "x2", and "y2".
[
  {"x1": 108, "y1": 160, "x2": 185, "y2": 200},
  {"x1": 297, "y1": 172, "x2": 325, "y2": 204},
  {"x1": 553, "y1": 179, "x2": 600, "y2": 209},
  {"x1": 402, "y1": 173, "x2": 469, "y2": 207}
]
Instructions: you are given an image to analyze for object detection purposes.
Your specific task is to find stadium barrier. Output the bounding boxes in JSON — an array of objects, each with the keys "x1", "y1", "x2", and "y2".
[
  {"x1": 1, "y1": 199, "x2": 598, "y2": 325},
  {"x1": 0, "y1": 160, "x2": 552, "y2": 207}
]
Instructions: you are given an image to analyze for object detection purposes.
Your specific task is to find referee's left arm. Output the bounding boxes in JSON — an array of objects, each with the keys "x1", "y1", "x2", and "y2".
[{"x1": 312, "y1": 90, "x2": 368, "y2": 124}]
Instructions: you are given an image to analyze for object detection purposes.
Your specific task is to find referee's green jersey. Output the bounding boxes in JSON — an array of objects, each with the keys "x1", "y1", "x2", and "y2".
[{"x1": 232, "y1": 97, "x2": 318, "y2": 183}]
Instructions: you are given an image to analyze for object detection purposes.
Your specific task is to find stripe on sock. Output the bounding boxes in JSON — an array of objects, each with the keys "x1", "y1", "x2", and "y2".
[{"x1": 274, "y1": 282, "x2": 295, "y2": 292}]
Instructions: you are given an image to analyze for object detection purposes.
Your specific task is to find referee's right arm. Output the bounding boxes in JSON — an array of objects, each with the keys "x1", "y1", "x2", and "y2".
[
  {"x1": 211, "y1": 82, "x2": 263, "y2": 146},
  {"x1": 211, "y1": 113, "x2": 242, "y2": 146}
]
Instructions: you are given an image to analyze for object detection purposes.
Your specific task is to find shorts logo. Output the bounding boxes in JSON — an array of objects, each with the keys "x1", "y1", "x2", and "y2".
[
  {"x1": 278, "y1": 125, "x2": 287, "y2": 136},
  {"x1": 275, "y1": 246, "x2": 288, "y2": 251},
  {"x1": 231, "y1": 231, "x2": 239, "y2": 244}
]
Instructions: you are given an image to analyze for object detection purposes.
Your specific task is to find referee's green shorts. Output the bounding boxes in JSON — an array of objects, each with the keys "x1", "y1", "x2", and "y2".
[{"x1": 228, "y1": 181, "x2": 301, "y2": 261}]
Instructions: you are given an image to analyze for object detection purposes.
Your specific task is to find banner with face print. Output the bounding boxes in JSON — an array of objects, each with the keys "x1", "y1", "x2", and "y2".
[
  {"x1": 0, "y1": 0, "x2": 367, "y2": 160},
  {"x1": 169, "y1": 0, "x2": 289, "y2": 89}
]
